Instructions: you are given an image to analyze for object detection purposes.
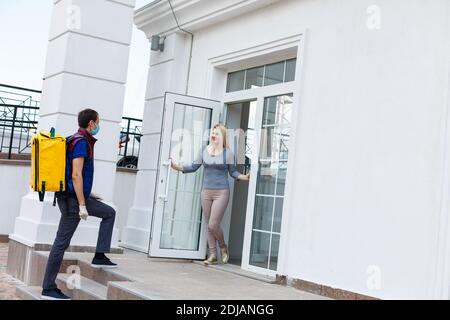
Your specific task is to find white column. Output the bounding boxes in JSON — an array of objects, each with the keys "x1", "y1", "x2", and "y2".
[
  {"x1": 121, "y1": 32, "x2": 191, "y2": 252},
  {"x1": 9, "y1": 0, "x2": 135, "y2": 248}
]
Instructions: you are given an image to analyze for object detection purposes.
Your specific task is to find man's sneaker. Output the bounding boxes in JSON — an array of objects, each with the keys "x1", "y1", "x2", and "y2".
[
  {"x1": 41, "y1": 288, "x2": 71, "y2": 300},
  {"x1": 91, "y1": 256, "x2": 118, "y2": 268}
]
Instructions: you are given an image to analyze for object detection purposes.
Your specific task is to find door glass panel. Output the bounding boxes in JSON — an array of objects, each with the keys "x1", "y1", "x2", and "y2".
[
  {"x1": 250, "y1": 231, "x2": 270, "y2": 269},
  {"x1": 269, "y1": 234, "x2": 280, "y2": 271},
  {"x1": 256, "y1": 161, "x2": 276, "y2": 195},
  {"x1": 250, "y1": 94, "x2": 293, "y2": 270},
  {"x1": 273, "y1": 198, "x2": 283, "y2": 233},
  {"x1": 253, "y1": 196, "x2": 274, "y2": 232},
  {"x1": 160, "y1": 103, "x2": 212, "y2": 250},
  {"x1": 276, "y1": 163, "x2": 287, "y2": 196}
]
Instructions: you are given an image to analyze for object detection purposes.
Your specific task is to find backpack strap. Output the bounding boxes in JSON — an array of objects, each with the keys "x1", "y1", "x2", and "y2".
[
  {"x1": 66, "y1": 134, "x2": 86, "y2": 152},
  {"x1": 62, "y1": 134, "x2": 88, "y2": 194}
]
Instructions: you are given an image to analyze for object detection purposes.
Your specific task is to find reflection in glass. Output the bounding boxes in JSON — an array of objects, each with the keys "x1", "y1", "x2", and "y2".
[
  {"x1": 253, "y1": 196, "x2": 274, "y2": 232},
  {"x1": 226, "y1": 59, "x2": 297, "y2": 93},
  {"x1": 227, "y1": 70, "x2": 245, "y2": 92},
  {"x1": 245, "y1": 66, "x2": 264, "y2": 89},
  {"x1": 276, "y1": 164, "x2": 287, "y2": 196},
  {"x1": 249, "y1": 231, "x2": 270, "y2": 269},
  {"x1": 264, "y1": 62, "x2": 285, "y2": 86},
  {"x1": 256, "y1": 161, "x2": 276, "y2": 195},
  {"x1": 273, "y1": 199, "x2": 283, "y2": 233},
  {"x1": 285, "y1": 59, "x2": 296, "y2": 82},
  {"x1": 269, "y1": 234, "x2": 280, "y2": 271}
]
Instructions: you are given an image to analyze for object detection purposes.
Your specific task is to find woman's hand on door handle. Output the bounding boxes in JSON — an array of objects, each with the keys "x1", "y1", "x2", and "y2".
[{"x1": 170, "y1": 158, "x2": 183, "y2": 172}]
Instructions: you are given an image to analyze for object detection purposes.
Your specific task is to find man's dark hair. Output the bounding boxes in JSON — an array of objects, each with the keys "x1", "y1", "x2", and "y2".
[{"x1": 78, "y1": 109, "x2": 99, "y2": 128}]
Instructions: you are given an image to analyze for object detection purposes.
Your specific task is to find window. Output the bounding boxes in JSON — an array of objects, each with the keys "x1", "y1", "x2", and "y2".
[
  {"x1": 245, "y1": 66, "x2": 264, "y2": 89},
  {"x1": 226, "y1": 70, "x2": 246, "y2": 92},
  {"x1": 226, "y1": 59, "x2": 297, "y2": 93}
]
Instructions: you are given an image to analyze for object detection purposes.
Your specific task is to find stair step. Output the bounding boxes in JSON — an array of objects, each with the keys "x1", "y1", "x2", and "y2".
[
  {"x1": 76, "y1": 258, "x2": 132, "y2": 286},
  {"x1": 56, "y1": 273, "x2": 107, "y2": 300},
  {"x1": 16, "y1": 286, "x2": 42, "y2": 300}
]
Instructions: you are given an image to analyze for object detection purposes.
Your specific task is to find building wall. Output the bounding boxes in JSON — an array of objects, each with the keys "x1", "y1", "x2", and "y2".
[
  {"x1": 0, "y1": 162, "x2": 30, "y2": 236},
  {"x1": 180, "y1": 0, "x2": 450, "y2": 299},
  {"x1": 114, "y1": 169, "x2": 137, "y2": 241},
  {"x1": 0, "y1": 161, "x2": 136, "y2": 241}
]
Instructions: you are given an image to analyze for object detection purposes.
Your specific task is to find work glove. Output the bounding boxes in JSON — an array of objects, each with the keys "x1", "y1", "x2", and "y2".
[{"x1": 79, "y1": 205, "x2": 89, "y2": 221}]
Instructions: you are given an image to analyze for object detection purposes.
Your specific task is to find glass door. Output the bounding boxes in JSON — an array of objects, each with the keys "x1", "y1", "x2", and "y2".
[
  {"x1": 243, "y1": 93, "x2": 293, "y2": 273},
  {"x1": 149, "y1": 92, "x2": 221, "y2": 259}
]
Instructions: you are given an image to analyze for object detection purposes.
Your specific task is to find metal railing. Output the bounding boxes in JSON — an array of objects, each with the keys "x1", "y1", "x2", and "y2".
[
  {"x1": 0, "y1": 84, "x2": 40, "y2": 159},
  {"x1": 0, "y1": 84, "x2": 143, "y2": 167},
  {"x1": 118, "y1": 117, "x2": 143, "y2": 169}
]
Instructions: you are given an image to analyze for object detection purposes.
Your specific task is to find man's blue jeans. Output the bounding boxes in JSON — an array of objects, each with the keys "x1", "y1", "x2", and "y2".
[{"x1": 42, "y1": 194, "x2": 116, "y2": 290}]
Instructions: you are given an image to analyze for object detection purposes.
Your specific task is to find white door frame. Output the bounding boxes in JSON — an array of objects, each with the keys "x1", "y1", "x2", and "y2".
[
  {"x1": 223, "y1": 81, "x2": 297, "y2": 276},
  {"x1": 149, "y1": 92, "x2": 221, "y2": 259},
  {"x1": 206, "y1": 31, "x2": 307, "y2": 276}
]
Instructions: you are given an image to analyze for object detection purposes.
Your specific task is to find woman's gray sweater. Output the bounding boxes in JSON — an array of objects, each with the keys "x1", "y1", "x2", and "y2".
[{"x1": 182, "y1": 146, "x2": 241, "y2": 189}]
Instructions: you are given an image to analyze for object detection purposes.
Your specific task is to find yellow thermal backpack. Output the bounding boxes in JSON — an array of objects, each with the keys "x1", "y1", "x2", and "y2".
[{"x1": 30, "y1": 128, "x2": 66, "y2": 206}]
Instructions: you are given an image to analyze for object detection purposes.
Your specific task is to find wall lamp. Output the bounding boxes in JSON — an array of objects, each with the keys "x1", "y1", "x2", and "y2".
[{"x1": 151, "y1": 35, "x2": 165, "y2": 52}]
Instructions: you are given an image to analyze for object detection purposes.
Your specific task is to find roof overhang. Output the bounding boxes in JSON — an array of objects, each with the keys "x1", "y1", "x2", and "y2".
[{"x1": 134, "y1": 0, "x2": 281, "y2": 37}]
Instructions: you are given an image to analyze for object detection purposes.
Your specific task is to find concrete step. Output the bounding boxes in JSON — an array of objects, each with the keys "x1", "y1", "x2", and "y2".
[
  {"x1": 106, "y1": 282, "x2": 148, "y2": 300},
  {"x1": 76, "y1": 258, "x2": 132, "y2": 286},
  {"x1": 31, "y1": 251, "x2": 132, "y2": 287},
  {"x1": 56, "y1": 273, "x2": 107, "y2": 300},
  {"x1": 29, "y1": 251, "x2": 80, "y2": 287},
  {"x1": 16, "y1": 286, "x2": 42, "y2": 300}
]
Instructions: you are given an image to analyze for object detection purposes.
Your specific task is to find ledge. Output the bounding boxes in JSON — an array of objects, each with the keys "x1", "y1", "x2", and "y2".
[
  {"x1": 0, "y1": 159, "x2": 31, "y2": 166},
  {"x1": 0, "y1": 151, "x2": 30, "y2": 166},
  {"x1": 0, "y1": 157, "x2": 138, "y2": 173},
  {"x1": 117, "y1": 167, "x2": 139, "y2": 173},
  {"x1": 0, "y1": 153, "x2": 31, "y2": 161}
]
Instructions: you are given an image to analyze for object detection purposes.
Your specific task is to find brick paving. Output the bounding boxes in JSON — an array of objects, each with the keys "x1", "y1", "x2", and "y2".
[{"x1": 0, "y1": 243, "x2": 22, "y2": 300}]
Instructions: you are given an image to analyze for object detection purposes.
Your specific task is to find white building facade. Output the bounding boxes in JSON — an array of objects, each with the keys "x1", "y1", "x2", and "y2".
[
  {"x1": 7, "y1": 0, "x2": 450, "y2": 300},
  {"x1": 121, "y1": 0, "x2": 450, "y2": 300}
]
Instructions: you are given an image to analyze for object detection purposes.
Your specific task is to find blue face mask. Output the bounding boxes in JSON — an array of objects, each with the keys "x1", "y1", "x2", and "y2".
[{"x1": 91, "y1": 122, "x2": 100, "y2": 136}]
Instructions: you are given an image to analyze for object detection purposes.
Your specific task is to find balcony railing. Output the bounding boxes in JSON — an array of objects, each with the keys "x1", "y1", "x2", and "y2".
[{"x1": 0, "y1": 84, "x2": 142, "y2": 168}]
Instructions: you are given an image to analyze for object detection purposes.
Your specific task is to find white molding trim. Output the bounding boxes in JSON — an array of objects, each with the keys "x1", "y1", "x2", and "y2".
[
  {"x1": 209, "y1": 34, "x2": 302, "y2": 70},
  {"x1": 134, "y1": 0, "x2": 281, "y2": 36}
]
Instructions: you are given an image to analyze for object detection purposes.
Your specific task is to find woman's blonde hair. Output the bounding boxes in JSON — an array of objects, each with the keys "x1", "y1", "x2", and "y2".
[{"x1": 210, "y1": 123, "x2": 229, "y2": 148}]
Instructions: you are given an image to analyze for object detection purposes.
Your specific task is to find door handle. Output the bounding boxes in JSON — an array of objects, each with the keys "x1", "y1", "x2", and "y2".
[{"x1": 158, "y1": 160, "x2": 171, "y2": 202}]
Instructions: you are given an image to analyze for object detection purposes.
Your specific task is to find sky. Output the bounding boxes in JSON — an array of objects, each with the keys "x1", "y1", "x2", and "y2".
[{"x1": 0, "y1": 0, "x2": 151, "y2": 119}]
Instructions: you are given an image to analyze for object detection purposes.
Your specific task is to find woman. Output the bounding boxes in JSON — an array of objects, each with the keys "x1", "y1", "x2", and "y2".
[{"x1": 171, "y1": 123, "x2": 249, "y2": 265}]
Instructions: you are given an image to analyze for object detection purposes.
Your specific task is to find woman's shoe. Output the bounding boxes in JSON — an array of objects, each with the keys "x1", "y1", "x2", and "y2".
[
  {"x1": 220, "y1": 246, "x2": 229, "y2": 264},
  {"x1": 204, "y1": 255, "x2": 218, "y2": 265}
]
